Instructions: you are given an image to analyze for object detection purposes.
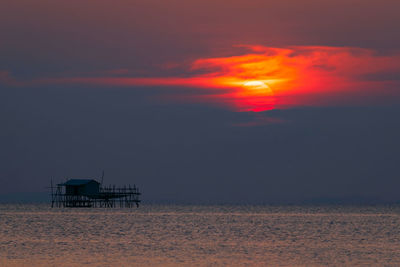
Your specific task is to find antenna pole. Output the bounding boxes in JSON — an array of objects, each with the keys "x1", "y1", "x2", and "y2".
[{"x1": 50, "y1": 178, "x2": 54, "y2": 208}]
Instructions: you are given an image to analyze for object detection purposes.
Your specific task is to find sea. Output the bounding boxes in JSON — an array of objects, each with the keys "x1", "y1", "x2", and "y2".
[{"x1": 1, "y1": 204, "x2": 400, "y2": 266}]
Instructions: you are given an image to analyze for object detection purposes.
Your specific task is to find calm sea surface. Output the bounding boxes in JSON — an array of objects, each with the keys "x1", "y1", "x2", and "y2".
[{"x1": 1, "y1": 204, "x2": 400, "y2": 266}]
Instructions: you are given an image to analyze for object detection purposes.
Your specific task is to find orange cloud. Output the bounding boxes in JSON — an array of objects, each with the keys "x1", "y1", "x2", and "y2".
[
  {"x1": 4, "y1": 46, "x2": 400, "y2": 112},
  {"x1": 184, "y1": 45, "x2": 400, "y2": 111}
]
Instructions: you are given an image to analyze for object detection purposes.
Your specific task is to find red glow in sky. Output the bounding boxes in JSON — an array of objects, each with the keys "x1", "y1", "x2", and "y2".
[
  {"x1": 3, "y1": 45, "x2": 400, "y2": 112},
  {"x1": 180, "y1": 45, "x2": 400, "y2": 111}
]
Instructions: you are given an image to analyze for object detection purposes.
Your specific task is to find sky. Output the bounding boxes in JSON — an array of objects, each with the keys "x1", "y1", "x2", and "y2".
[{"x1": 1, "y1": 0, "x2": 400, "y2": 203}]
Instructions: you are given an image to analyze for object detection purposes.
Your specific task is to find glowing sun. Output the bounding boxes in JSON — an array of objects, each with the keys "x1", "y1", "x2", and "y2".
[
  {"x1": 242, "y1": 80, "x2": 273, "y2": 96},
  {"x1": 243, "y1": 80, "x2": 269, "y2": 89}
]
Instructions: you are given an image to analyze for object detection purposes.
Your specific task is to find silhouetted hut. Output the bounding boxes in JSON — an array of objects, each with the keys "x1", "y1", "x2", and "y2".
[
  {"x1": 62, "y1": 179, "x2": 100, "y2": 197},
  {"x1": 51, "y1": 177, "x2": 141, "y2": 208}
]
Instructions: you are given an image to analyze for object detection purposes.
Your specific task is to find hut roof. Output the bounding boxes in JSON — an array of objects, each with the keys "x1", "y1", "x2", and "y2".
[{"x1": 61, "y1": 179, "x2": 100, "y2": 186}]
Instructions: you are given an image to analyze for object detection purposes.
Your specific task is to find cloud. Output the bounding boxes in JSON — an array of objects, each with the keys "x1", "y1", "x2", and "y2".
[
  {"x1": 0, "y1": 71, "x2": 16, "y2": 85},
  {"x1": 5, "y1": 46, "x2": 400, "y2": 112},
  {"x1": 232, "y1": 115, "x2": 286, "y2": 127}
]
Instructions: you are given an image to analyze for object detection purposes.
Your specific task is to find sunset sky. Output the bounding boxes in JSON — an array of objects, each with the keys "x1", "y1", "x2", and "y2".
[{"x1": 1, "y1": 0, "x2": 400, "y2": 203}]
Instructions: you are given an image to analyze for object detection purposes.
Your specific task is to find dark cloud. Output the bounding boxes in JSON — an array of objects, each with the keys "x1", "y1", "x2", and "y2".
[
  {"x1": 1, "y1": 84, "x2": 400, "y2": 203},
  {"x1": 363, "y1": 71, "x2": 400, "y2": 82},
  {"x1": 1, "y1": 0, "x2": 400, "y2": 78}
]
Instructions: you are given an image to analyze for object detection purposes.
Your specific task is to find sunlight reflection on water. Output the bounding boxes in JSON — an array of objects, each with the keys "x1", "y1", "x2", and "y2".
[{"x1": 1, "y1": 204, "x2": 400, "y2": 266}]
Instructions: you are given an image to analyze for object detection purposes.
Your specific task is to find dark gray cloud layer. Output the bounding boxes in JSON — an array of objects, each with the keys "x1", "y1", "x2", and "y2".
[
  {"x1": 1, "y1": 0, "x2": 400, "y2": 79},
  {"x1": 1, "y1": 85, "x2": 400, "y2": 203}
]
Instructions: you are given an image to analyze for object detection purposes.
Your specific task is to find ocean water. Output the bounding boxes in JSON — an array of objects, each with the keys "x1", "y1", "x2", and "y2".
[{"x1": 1, "y1": 204, "x2": 400, "y2": 266}]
